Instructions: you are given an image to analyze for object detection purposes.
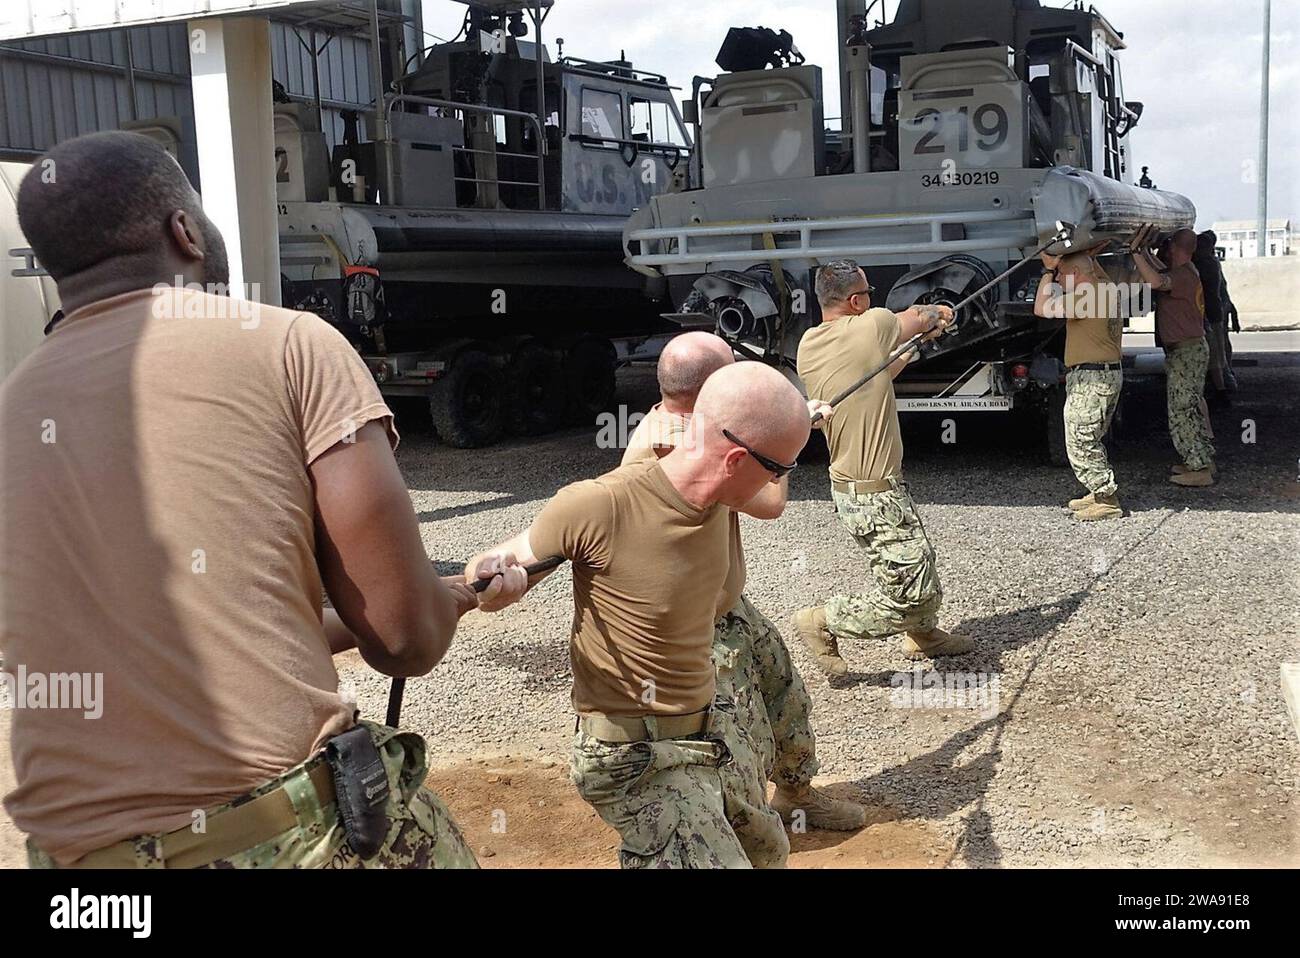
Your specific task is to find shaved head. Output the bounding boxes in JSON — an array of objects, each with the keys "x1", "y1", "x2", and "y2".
[
  {"x1": 1171, "y1": 228, "x2": 1198, "y2": 254},
  {"x1": 1163, "y1": 227, "x2": 1198, "y2": 266},
  {"x1": 691, "y1": 362, "x2": 810, "y2": 507},
  {"x1": 657, "y1": 332, "x2": 735, "y2": 410},
  {"x1": 17, "y1": 131, "x2": 228, "y2": 287}
]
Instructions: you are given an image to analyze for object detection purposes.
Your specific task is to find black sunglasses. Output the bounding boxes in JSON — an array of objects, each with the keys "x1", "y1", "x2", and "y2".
[
  {"x1": 848, "y1": 284, "x2": 876, "y2": 298},
  {"x1": 722, "y1": 428, "x2": 798, "y2": 482}
]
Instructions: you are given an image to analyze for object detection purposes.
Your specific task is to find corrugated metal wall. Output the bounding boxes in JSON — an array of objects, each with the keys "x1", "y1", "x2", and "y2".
[
  {"x1": 268, "y1": 25, "x2": 375, "y2": 148},
  {"x1": 0, "y1": 19, "x2": 379, "y2": 175},
  {"x1": 0, "y1": 26, "x2": 193, "y2": 152}
]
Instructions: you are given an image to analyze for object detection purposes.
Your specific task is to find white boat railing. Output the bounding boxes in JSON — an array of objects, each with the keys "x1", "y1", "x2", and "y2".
[{"x1": 626, "y1": 208, "x2": 1039, "y2": 270}]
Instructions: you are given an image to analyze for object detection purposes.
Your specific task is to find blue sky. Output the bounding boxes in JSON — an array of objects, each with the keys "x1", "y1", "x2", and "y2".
[{"x1": 420, "y1": 0, "x2": 1297, "y2": 229}]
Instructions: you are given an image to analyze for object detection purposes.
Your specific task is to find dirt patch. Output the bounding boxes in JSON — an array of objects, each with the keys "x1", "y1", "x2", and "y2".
[{"x1": 427, "y1": 756, "x2": 954, "y2": 868}]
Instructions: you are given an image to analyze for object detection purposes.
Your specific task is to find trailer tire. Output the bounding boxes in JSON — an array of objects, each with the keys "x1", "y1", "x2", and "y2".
[
  {"x1": 506, "y1": 342, "x2": 567, "y2": 436},
  {"x1": 1045, "y1": 385, "x2": 1069, "y2": 466},
  {"x1": 430, "y1": 349, "x2": 504, "y2": 448},
  {"x1": 564, "y1": 337, "x2": 617, "y2": 424}
]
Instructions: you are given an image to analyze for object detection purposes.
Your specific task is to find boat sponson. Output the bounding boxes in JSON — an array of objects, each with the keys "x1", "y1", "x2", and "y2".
[{"x1": 1034, "y1": 166, "x2": 1196, "y2": 248}]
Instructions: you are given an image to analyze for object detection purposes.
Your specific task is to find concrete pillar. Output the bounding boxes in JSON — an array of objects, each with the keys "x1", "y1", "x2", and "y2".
[{"x1": 187, "y1": 16, "x2": 280, "y2": 305}]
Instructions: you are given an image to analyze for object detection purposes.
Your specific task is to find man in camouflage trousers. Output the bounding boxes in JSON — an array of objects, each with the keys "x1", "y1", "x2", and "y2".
[
  {"x1": 1134, "y1": 227, "x2": 1217, "y2": 486},
  {"x1": 1034, "y1": 246, "x2": 1128, "y2": 520},
  {"x1": 567, "y1": 698, "x2": 786, "y2": 868},
  {"x1": 28, "y1": 721, "x2": 477, "y2": 869},
  {"x1": 622, "y1": 332, "x2": 865, "y2": 831},
  {"x1": 469, "y1": 362, "x2": 814, "y2": 867},
  {"x1": 794, "y1": 261, "x2": 974, "y2": 673}
]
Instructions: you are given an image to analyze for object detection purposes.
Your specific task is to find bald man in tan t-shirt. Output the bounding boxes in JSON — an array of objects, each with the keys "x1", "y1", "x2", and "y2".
[
  {"x1": 468, "y1": 362, "x2": 811, "y2": 868},
  {"x1": 620, "y1": 333, "x2": 865, "y2": 832}
]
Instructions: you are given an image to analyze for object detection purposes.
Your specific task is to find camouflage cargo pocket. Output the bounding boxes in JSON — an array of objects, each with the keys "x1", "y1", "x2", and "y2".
[
  {"x1": 618, "y1": 793, "x2": 685, "y2": 858},
  {"x1": 570, "y1": 737, "x2": 657, "y2": 805},
  {"x1": 572, "y1": 732, "x2": 727, "y2": 860},
  {"x1": 867, "y1": 490, "x2": 922, "y2": 545},
  {"x1": 832, "y1": 490, "x2": 872, "y2": 538}
]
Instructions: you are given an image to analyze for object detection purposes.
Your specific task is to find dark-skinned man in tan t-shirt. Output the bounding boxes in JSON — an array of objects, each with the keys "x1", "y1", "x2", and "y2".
[
  {"x1": 0, "y1": 132, "x2": 507, "y2": 868},
  {"x1": 794, "y1": 259, "x2": 974, "y2": 676},
  {"x1": 466, "y1": 361, "x2": 811, "y2": 868},
  {"x1": 620, "y1": 332, "x2": 865, "y2": 831}
]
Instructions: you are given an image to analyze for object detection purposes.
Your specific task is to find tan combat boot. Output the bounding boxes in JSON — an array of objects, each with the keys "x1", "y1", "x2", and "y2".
[
  {"x1": 1068, "y1": 491, "x2": 1096, "y2": 511},
  {"x1": 902, "y1": 626, "x2": 974, "y2": 660},
  {"x1": 1172, "y1": 462, "x2": 1217, "y2": 477},
  {"x1": 792, "y1": 607, "x2": 847, "y2": 676},
  {"x1": 1074, "y1": 492, "x2": 1122, "y2": 521},
  {"x1": 1170, "y1": 468, "x2": 1214, "y2": 487},
  {"x1": 771, "y1": 783, "x2": 867, "y2": 831}
]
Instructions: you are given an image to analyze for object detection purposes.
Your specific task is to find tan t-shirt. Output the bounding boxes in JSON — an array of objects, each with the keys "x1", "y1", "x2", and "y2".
[
  {"x1": 528, "y1": 459, "x2": 736, "y2": 717},
  {"x1": 797, "y1": 308, "x2": 904, "y2": 483},
  {"x1": 1054, "y1": 254, "x2": 1125, "y2": 366},
  {"x1": 1155, "y1": 262, "x2": 1205, "y2": 345},
  {"x1": 620, "y1": 403, "x2": 745, "y2": 608},
  {"x1": 0, "y1": 287, "x2": 395, "y2": 864}
]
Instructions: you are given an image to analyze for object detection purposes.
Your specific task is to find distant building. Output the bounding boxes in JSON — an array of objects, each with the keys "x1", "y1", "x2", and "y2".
[{"x1": 1211, "y1": 219, "x2": 1293, "y2": 258}]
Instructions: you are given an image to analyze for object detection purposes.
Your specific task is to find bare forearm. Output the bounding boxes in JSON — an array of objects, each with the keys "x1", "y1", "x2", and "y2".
[
  {"x1": 895, "y1": 306, "x2": 928, "y2": 342},
  {"x1": 896, "y1": 303, "x2": 951, "y2": 344},
  {"x1": 467, "y1": 530, "x2": 549, "y2": 611},
  {"x1": 1134, "y1": 251, "x2": 1170, "y2": 289},
  {"x1": 324, "y1": 607, "x2": 359, "y2": 656},
  {"x1": 1034, "y1": 273, "x2": 1061, "y2": 318},
  {"x1": 887, "y1": 350, "x2": 914, "y2": 380}
]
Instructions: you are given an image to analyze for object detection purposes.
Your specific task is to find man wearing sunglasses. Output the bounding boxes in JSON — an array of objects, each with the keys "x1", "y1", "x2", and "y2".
[
  {"x1": 465, "y1": 361, "x2": 813, "y2": 867},
  {"x1": 794, "y1": 260, "x2": 974, "y2": 676},
  {"x1": 620, "y1": 333, "x2": 866, "y2": 832}
]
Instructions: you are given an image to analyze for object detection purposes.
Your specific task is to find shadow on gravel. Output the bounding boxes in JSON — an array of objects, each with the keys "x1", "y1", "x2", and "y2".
[
  {"x1": 845, "y1": 513, "x2": 1176, "y2": 867},
  {"x1": 952, "y1": 591, "x2": 1088, "y2": 673},
  {"x1": 828, "y1": 669, "x2": 902, "y2": 690},
  {"x1": 475, "y1": 638, "x2": 571, "y2": 694}
]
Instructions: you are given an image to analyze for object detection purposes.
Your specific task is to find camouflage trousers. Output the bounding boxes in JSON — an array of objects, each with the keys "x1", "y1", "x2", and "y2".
[
  {"x1": 570, "y1": 699, "x2": 789, "y2": 869},
  {"x1": 1165, "y1": 337, "x2": 1215, "y2": 471},
  {"x1": 713, "y1": 594, "x2": 819, "y2": 790},
  {"x1": 825, "y1": 482, "x2": 942, "y2": 640},
  {"x1": 27, "y1": 721, "x2": 478, "y2": 869},
  {"x1": 1064, "y1": 366, "x2": 1123, "y2": 496}
]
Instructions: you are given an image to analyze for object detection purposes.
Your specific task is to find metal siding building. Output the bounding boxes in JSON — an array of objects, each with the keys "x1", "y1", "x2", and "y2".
[{"x1": 0, "y1": 18, "x2": 380, "y2": 175}]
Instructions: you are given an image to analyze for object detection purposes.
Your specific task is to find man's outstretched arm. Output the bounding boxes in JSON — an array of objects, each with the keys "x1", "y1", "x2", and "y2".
[
  {"x1": 889, "y1": 304, "x2": 952, "y2": 378},
  {"x1": 311, "y1": 421, "x2": 476, "y2": 676},
  {"x1": 466, "y1": 530, "x2": 548, "y2": 613}
]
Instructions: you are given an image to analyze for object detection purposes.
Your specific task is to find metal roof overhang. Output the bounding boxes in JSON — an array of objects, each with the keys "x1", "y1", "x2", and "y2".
[{"x1": 0, "y1": 1, "x2": 409, "y2": 43}]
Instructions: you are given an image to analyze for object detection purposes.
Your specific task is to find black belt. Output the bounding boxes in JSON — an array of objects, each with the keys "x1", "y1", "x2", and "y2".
[{"x1": 1069, "y1": 362, "x2": 1122, "y2": 371}]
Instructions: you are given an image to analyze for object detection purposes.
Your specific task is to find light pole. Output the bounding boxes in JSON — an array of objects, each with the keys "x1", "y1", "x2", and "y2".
[{"x1": 1256, "y1": 0, "x2": 1270, "y2": 257}]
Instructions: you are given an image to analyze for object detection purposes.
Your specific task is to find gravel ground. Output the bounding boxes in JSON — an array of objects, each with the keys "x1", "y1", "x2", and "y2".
[
  {"x1": 344, "y1": 343, "x2": 1300, "y2": 868},
  {"x1": 1, "y1": 340, "x2": 1296, "y2": 868}
]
